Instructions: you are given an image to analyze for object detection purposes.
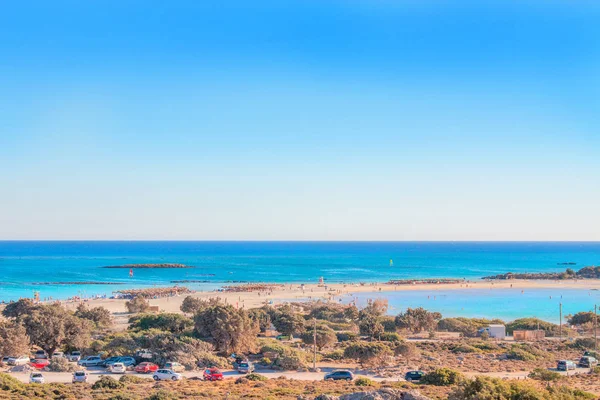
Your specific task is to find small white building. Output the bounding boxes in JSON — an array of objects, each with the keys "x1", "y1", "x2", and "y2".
[{"x1": 486, "y1": 324, "x2": 506, "y2": 339}]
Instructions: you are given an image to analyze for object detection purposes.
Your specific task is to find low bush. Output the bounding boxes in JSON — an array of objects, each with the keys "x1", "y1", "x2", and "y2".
[
  {"x1": 336, "y1": 332, "x2": 359, "y2": 342},
  {"x1": 146, "y1": 390, "x2": 177, "y2": 400},
  {"x1": 354, "y1": 377, "x2": 374, "y2": 386},
  {"x1": 260, "y1": 357, "x2": 273, "y2": 365},
  {"x1": 0, "y1": 373, "x2": 24, "y2": 391},
  {"x1": 528, "y1": 368, "x2": 562, "y2": 382},
  {"x1": 275, "y1": 356, "x2": 307, "y2": 371},
  {"x1": 119, "y1": 374, "x2": 147, "y2": 384},
  {"x1": 323, "y1": 349, "x2": 345, "y2": 360},
  {"x1": 196, "y1": 351, "x2": 230, "y2": 368},
  {"x1": 92, "y1": 375, "x2": 124, "y2": 390},
  {"x1": 506, "y1": 343, "x2": 545, "y2": 361},
  {"x1": 245, "y1": 373, "x2": 268, "y2": 381},
  {"x1": 421, "y1": 368, "x2": 464, "y2": 386},
  {"x1": 46, "y1": 357, "x2": 76, "y2": 372},
  {"x1": 451, "y1": 344, "x2": 481, "y2": 354},
  {"x1": 379, "y1": 332, "x2": 402, "y2": 342},
  {"x1": 571, "y1": 338, "x2": 596, "y2": 350}
]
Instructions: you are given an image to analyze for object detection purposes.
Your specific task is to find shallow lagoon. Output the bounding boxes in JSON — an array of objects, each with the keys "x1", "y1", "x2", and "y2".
[{"x1": 347, "y1": 287, "x2": 600, "y2": 323}]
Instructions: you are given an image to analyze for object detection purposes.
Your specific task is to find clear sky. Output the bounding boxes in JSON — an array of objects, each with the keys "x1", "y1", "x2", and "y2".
[{"x1": 0, "y1": 0, "x2": 599, "y2": 241}]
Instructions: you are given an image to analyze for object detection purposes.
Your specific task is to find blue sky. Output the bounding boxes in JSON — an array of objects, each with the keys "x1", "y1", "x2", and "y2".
[{"x1": 0, "y1": 0, "x2": 599, "y2": 240}]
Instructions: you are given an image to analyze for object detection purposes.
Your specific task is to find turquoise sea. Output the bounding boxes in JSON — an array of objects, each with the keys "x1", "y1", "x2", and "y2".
[{"x1": 1, "y1": 241, "x2": 599, "y2": 321}]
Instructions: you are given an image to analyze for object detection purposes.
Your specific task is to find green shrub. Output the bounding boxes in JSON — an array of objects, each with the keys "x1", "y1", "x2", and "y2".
[
  {"x1": 92, "y1": 375, "x2": 124, "y2": 390},
  {"x1": 380, "y1": 316, "x2": 397, "y2": 332},
  {"x1": 119, "y1": 374, "x2": 147, "y2": 384},
  {"x1": 245, "y1": 373, "x2": 268, "y2": 381},
  {"x1": 571, "y1": 338, "x2": 596, "y2": 350},
  {"x1": 451, "y1": 344, "x2": 481, "y2": 354},
  {"x1": 323, "y1": 349, "x2": 345, "y2": 360},
  {"x1": 0, "y1": 373, "x2": 24, "y2": 391},
  {"x1": 528, "y1": 368, "x2": 562, "y2": 382},
  {"x1": 108, "y1": 394, "x2": 134, "y2": 400},
  {"x1": 260, "y1": 357, "x2": 272, "y2": 365},
  {"x1": 506, "y1": 343, "x2": 545, "y2": 361},
  {"x1": 146, "y1": 390, "x2": 177, "y2": 400},
  {"x1": 394, "y1": 341, "x2": 419, "y2": 358},
  {"x1": 421, "y1": 368, "x2": 464, "y2": 386},
  {"x1": 354, "y1": 377, "x2": 374, "y2": 386},
  {"x1": 275, "y1": 356, "x2": 307, "y2": 370},
  {"x1": 46, "y1": 357, "x2": 76, "y2": 372},
  {"x1": 196, "y1": 351, "x2": 230, "y2": 368},
  {"x1": 336, "y1": 332, "x2": 359, "y2": 342},
  {"x1": 449, "y1": 376, "x2": 595, "y2": 400},
  {"x1": 380, "y1": 332, "x2": 402, "y2": 342}
]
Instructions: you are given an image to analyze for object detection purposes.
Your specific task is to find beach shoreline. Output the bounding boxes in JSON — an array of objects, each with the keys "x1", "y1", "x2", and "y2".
[{"x1": 56, "y1": 279, "x2": 600, "y2": 322}]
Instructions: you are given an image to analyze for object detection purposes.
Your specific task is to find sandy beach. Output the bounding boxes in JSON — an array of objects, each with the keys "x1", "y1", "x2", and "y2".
[{"x1": 61, "y1": 279, "x2": 600, "y2": 321}]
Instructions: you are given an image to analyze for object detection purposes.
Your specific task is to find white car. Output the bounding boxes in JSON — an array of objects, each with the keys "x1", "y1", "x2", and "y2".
[
  {"x1": 72, "y1": 371, "x2": 89, "y2": 383},
  {"x1": 29, "y1": 372, "x2": 45, "y2": 384},
  {"x1": 68, "y1": 351, "x2": 82, "y2": 362},
  {"x1": 153, "y1": 369, "x2": 182, "y2": 381},
  {"x1": 110, "y1": 362, "x2": 127, "y2": 374},
  {"x1": 8, "y1": 355, "x2": 30, "y2": 366},
  {"x1": 78, "y1": 356, "x2": 103, "y2": 367},
  {"x1": 52, "y1": 351, "x2": 65, "y2": 359}
]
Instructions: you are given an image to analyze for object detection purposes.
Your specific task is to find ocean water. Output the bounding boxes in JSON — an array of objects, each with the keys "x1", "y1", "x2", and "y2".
[{"x1": 1, "y1": 241, "x2": 599, "y2": 320}]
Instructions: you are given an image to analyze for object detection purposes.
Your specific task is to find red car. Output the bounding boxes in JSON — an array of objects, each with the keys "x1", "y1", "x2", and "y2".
[
  {"x1": 30, "y1": 359, "x2": 50, "y2": 370},
  {"x1": 135, "y1": 362, "x2": 159, "y2": 374},
  {"x1": 203, "y1": 368, "x2": 224, "y2": 381}
]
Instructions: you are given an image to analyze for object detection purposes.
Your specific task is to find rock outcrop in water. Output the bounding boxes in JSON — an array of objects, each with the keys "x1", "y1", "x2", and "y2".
[
  {"x1": 102, "y1": 263, "x2": 194, "y2": 269},
  {"x1": 483, "y1": 266, "x2": 600, "y2": 280}
]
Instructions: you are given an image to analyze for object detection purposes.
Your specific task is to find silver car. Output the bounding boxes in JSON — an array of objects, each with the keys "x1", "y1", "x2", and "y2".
[
  {"x1": 72, "y1": 371, "x2": 89, "y2": 383},
  {"x1": 78, "y1": 356, "x2": 102, "y2": 367}
]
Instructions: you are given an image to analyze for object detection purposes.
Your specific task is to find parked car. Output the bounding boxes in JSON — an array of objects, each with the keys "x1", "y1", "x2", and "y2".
[
  {"x1": 1, "y1": 357, "x2": 10, "y2": 365},
  {"x1": 52, "y1": 351, "x2": 65, "y2": 359},
  {"x1": 203, "y1": 368, "x2": 224, "y2": 381},
  {"x1": 99, "y1": 356, "x2": 121, "y2": 367},
  {"x1": 404, "y1": 370, "x2": 425, "y2": 382},
  {"x1": 237, "y1": 361, "x2": 254, "y2": 374},
  {"x1": 153, "y1": 369, "x2": 182, "y2": 381},
  {"x1": 135, "y1": 362, "x2": 159, "y2": 374},
  {"x1": 557, "y1": 360, "x2": 577, "y2": 371},
  {"x1": 117, "y1": 356, "x2": 136, "y2": 367},
  {"x1": 30, "y1": 359, "x2": 50, "y2": 370},
  {"x1": 324, "y1": 370, "x2": 354, "y2": 381},
  {"x1": 34, "y1": 350, "x2": 48, "y2": 359},
  {"x1": 68, "y1": 351, "x2": 82, "y2": 362},
  {"x1": 29, "y1": 372, "x2": 45, "y2": 384},
  {"x1": 579, "y1": 356, "x2": 598, "y2": 368},
  {"x1": 72, "y1": 371, "x2": 89, "y2": 383},
  {"x1": 78, "y1": 356, "x2": 103, "y2": 367},
  {"x1": 110, "y1": 362, "x2": 127, "y2": 374},
  {"x1": 164, "y1": 362, "x2": 185, "y2": 372},
  {"x1": 8, "y1": 356, "x2": 30, "y2": 366}
]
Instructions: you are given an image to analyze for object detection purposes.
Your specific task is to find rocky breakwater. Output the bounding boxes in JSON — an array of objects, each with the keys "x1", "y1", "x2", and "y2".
[{"x1": 102, "y1": 263, "x2": 194, "y2": 269}]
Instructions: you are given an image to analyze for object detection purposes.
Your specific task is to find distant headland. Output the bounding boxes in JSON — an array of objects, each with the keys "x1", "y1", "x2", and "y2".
[{"x1": 101, "y1": 263, "x2": 194, "y2": 269}]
